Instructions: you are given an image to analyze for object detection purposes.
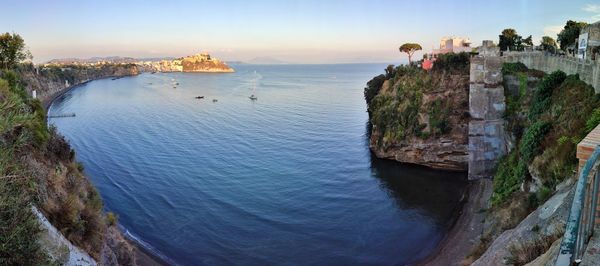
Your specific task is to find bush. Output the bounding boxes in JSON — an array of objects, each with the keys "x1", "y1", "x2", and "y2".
[
  {"x1": 106, "y1": 212, "x2": 118, "y2": 226},
  {"x1": 502, "y1": 62, "x2": 528, "y2": 75},
  {"x1": 364, "y1": 74, "x2": 386, "y2": 105},
  {"x1": 519, "y1": 121, "x2": 551, "y2": 163},
  {"x1": 432, "y1": 52, "x2": 470, "y2": 73},
  {"x1": 528, "y1": 70, "x2": 567, "y2": 121},
  {"x1": 586, "y1": 107, "x2": 600, "y2": 133},
  {"x1": 428, "y1": 98, "x2": 451, "y2": 137}
]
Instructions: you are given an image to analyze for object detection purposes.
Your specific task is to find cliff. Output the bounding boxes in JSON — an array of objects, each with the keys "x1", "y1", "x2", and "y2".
[
  {"x1": 140, "y1": 53, "x2": 234, "y2": 73},
  {"x1": 14, "y1": 63, "x2": 139, "y2": 107},
  {"x1": 465, "y1": 63, "x2": 600, "y2": 263},
  {"x1": 0, "y1": 68, "x2": 136, "y2": 265},
  {"x1": 364, "y1": 53, "x2": 470, "y2": 171}
]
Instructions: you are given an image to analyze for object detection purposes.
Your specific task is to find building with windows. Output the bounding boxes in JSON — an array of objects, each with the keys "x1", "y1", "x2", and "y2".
[{"x1": 432, "y1": 37, "x2": 472, "y2": 55}]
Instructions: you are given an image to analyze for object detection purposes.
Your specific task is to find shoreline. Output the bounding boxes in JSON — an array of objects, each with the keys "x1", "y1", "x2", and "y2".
[
  {"x1": 419, "y1": 178, "x2": 492, "y2": 265},
  {"x1": 44, "y1": 73, "x2": 172, "y2": 266},
  {"x1": 42, "y1": 74, "x2": 137, "y2": 110}
]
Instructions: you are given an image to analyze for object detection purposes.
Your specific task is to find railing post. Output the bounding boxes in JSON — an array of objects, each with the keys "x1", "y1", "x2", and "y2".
[{"x1": 557, "y1": 145, "x2": 600, "y2": 265}]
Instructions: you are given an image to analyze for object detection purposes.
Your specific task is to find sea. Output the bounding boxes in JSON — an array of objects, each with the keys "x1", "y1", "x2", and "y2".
[{"x1": 49, "y1": 64, "x2": 467, "y2": 265}]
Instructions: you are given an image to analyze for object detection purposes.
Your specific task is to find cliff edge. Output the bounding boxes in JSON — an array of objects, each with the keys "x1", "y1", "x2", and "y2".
[{"x1": 364, "y1": 53, "x2": 470, "y2": 171}]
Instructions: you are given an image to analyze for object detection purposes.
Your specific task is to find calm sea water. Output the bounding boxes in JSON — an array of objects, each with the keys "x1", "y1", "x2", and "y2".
[{"x1": 49, "y1": 64, "x2": 467, "y2": 265}]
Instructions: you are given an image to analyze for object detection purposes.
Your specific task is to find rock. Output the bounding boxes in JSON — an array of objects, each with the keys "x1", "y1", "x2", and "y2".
[
  {"x1": 472, "y1": 180, "x2": 574, "y2": 265},
  {"x1": 367, "y1": 70, "x2": 470, "y2": 171},
  {"x1": 33, "y1": 206, "x2": 97, "y2": 266}
]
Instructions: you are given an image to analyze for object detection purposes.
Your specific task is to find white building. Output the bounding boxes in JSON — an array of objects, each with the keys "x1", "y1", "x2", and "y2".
[{"x1": 432, "y1": 37, "x2": 472, "y2": 55}]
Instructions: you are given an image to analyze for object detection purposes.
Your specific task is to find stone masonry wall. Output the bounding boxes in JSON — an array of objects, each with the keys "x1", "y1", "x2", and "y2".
[
  {"x1": 503, "y1": 51, "x2": 600, "y2": 92},
  {"x1": 468, "y1": 56, "x2": 509, "y2": 180}
]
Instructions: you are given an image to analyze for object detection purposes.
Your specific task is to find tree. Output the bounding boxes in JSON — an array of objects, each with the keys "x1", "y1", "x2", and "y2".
[
  {"x1": 498, "y1": 29, "x2": 524, "y2": 51},
  {"x1": 523, "y1": 35, "x2": 533, "y2": 47},
  {"x1": 540, "y1": 36, "x2": 557, "y2": 53},
  {"x1": 0, "y1": 32, "x2": 31, "y2": 69},
  {"x1": 557, "y1": 20, "x2": 588, "y2": 51},
  {"x1": 399, "y1": 43, "x2": 422, "y2": 65}
]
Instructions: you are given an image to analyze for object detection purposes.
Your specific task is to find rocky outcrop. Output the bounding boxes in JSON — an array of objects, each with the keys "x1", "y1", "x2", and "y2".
[
  {"x1": 33, "y1": 206, "x2": 96, "y2": 265},
  {"x1": 140, "y1": 53, "x2": 234, "y2": 73},
  {"x1": 473, "y1": 179, "x2": 573, "y2": 265},
  {"x1": 365, "y1": 61, "x2": 470, "y2": 171},
  {"x1": 15, "y1": 63, "x2": 139, "y2": 107}
]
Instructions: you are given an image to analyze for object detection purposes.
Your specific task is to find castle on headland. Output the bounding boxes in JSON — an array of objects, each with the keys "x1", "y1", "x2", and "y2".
[{"x1": 138, "y1": 52, "x2": 234, "y2": 73}]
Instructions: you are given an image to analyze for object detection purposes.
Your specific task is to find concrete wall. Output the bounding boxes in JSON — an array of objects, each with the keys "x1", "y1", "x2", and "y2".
[
  {"x1": 468, "y1": 56, "x2": 509, "y2": 179},
  {"x1": 503, "y1": 51, "x2": 600, "y2": 92}
]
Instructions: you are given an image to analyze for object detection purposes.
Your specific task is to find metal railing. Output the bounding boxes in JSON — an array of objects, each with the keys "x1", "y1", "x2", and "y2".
[{"x1": 556, "y1": 145, "x2": 600, "y2": 265}]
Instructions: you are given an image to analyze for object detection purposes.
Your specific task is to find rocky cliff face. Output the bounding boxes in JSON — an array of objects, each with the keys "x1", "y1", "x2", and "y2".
[
  {"x1": 15, "y1": 63, "x2": 139, "y2": 107},
  {"x1": 140, "y1": 53, "x2": 234, "y2": 73},
  {"x1": 364, "y1": 57, "x2": 470, "y2": 171}
]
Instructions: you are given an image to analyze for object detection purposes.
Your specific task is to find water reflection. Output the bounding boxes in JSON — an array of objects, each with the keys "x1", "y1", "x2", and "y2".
[{"x1": 370, "y1": 153, "x2": 468, "y2": 227}]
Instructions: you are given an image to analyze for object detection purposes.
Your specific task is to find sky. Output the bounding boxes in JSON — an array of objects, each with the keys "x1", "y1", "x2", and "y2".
[{"x1": 2, "y1": 0, "x2": 600, "y2": 64}]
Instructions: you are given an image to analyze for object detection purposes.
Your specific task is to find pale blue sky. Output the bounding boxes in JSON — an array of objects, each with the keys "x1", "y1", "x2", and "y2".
[{"x1": 2, "y1": 0, "x2": 599, "y2": 63}]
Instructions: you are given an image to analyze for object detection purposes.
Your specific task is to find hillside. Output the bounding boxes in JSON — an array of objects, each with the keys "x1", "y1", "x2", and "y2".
[
  {"x1": 364, "y1": 53, "x2": 470, "y2": 171},
  {"x1": 0, "y1": 69, "x2": 136, "y2": 265},
  {"x1": 14, "y1": 63, "x2": 139, "y2": 107},
  {"x1": 467, "y1": 63, "x2": 600, "y2": 263}
]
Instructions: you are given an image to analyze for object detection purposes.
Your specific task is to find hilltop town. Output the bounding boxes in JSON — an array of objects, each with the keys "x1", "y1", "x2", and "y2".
[{"x1": 43, "y1": 52, "x2": 234, "y2": 73}]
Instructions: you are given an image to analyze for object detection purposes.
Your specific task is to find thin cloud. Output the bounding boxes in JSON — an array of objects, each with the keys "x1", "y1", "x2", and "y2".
[
  {"x1": 543, "y1": 25, "x2": 562, "y2": 37},
  {"x1": 583, "y1": 4, "x2": 600, "y2": 20}
]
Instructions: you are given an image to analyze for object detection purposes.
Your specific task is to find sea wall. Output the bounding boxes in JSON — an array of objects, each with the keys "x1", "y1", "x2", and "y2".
[
  {"x1": 503, "y1": 51, "x2": 600, "y2": 92},
  {"x1": 468, "y1": 56, "x2": 509, "y2": 180}
]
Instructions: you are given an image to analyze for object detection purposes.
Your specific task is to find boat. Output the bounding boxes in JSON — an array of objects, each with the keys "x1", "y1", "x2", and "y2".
[
  {"x1": 249, "y1": 74, "x2": 258, "y2": 100},
  {"x1": 195, "y1": 96, "x2": 205, "y2": 99}
]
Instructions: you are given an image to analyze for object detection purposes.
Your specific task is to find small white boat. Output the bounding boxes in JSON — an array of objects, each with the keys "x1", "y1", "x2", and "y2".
[{"x1": 249, "y1": 73, "x2": 258, "y2": 100}]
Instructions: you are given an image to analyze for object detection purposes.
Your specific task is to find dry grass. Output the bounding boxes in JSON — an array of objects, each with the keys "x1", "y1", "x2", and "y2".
[{"x1": 506, "y1": 228, "x2": 564, "y2": 265}]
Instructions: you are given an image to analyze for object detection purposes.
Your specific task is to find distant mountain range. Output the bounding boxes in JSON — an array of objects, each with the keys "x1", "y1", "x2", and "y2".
[
  {"x1": 245, "y1": 56, "x2": 288, "y2": 65},
  {"x1": 45, "y1": 56, "x2": 177, "y2": 64},
  {"x1": 45, "y1": 56, "x2": 289, "y2": 65}
]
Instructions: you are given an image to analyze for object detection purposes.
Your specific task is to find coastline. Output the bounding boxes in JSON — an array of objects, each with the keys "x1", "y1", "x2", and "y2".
[
  {"x1": 44, "y1": 73, "x2": 171, "y2": 266},
  {"x1": 126, "y1": 237, "x2": 172, "y2": 266},
  {"x1": 419, "y1": 179, "x2": 492, "y2": 265},
  {"x1": 42, "y1": 74, "x2": 136, "y2": 110}
]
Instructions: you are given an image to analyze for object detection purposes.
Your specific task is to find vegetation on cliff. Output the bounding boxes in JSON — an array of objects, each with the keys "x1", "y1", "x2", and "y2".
[
  {"x1": 0, "y1": 33, "x2": 134, "y2": 265},
  {"x1": 492, "y1": 65, "x2": 600, "y2": 205},
  {"x1": 365, "y1": 53, "x2": 469, "y2": 147},
  {"x1": 364, "y1": 52, "x2": 470, "y2": 170}
]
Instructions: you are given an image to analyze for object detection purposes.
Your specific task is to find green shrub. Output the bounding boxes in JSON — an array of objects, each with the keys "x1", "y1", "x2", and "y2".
[
  {"x1": 537, "y1": 186, "x2": 552, "y2": 203},
  {"x1": 364, "y1": 74, "x2": 386, "y2": 105},
  {"x1": 432, "y1": 52, "x2": 470, "y2": 73},
  {"x1": 106, "y1": 212, "x2": 118, "y2": 226},
  {"x1": 528, "y1": 70, "x2": 567, "y2": 121},
  {"x1": 428, "y1": 98, "x2": 451, "y2": 136},
  {"x1": 502, "y1": 62, "x2": 528, "y2": 75},
  {"x1": 585, "y1": 107, "x2": 600, "y2": 133},
  {"x1": 519, "y1": 121, "x2": 551, "y2": 163}
]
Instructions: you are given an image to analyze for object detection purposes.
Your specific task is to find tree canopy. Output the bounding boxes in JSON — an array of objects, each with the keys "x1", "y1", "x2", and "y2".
[
  {"x1": 540, "y1": 36, "x2": 557, "y2": 53},
  {"x1": 399, "y1": 43, "x2": 422, "y2": 65},
  {"x1": 498, "y1": 29, "x2": 528, "y2": 51},
  {"x1": 0, "y1": 32, "x2": 31, "y2": 69},
  {"x1": 557, "y1": 20, "x2": 588, "y2": 51}
]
